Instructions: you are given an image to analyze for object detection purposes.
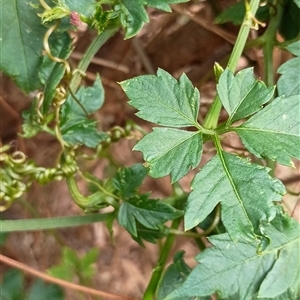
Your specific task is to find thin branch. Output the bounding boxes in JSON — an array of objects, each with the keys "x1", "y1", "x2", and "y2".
[{"x1": 0, "y1": 254, "x2": 138, "y2": 300}]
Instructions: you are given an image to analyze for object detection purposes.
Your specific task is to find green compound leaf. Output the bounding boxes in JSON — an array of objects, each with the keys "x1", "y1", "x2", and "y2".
[
  {"x1": 0, "y1": 0, "x2": 47, "y2": 93},
  {"x1": 184, "y1": 152, "x2": 285, "y2": 241},
  {"x1": 134, "y1": 128, "x2": 203, "y2": 183},
  {"x1": 234, "y1": 95, "x2": 300, "y2": 167},
  {"x1": 277, "y1": 41, "x2": 300, "y2": 97},
  {"x1": 146, "y1": 0, "x2": 189, "y2": 12},
  {"x1": 60, "y1": 74, "x2": 107, "y2": 148},
  {"x1": 113, "y1": 164, "x2": 148, "y2": 198},
  {"x1": 120, "y1": 69, "x2": 200, "y2": 128},
  {"x1": 166, "y1": 215, "x2": 300, "y2": 300},
  {"x1": 118, "y1": 194, "x2": 183, "y2": 237},
  {"x1": 217, "y1": 68, "x2": 275, "y2": 125}
]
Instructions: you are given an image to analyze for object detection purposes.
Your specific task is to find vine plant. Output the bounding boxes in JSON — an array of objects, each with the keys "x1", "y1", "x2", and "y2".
[{"x1": 0, "y1": 0, "x2": 300, "y2": 299}]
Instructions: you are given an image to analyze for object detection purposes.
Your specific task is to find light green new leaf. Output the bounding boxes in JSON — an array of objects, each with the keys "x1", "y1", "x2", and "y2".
[
  {"x1": 120, "y1": 69, "x2": 200, "y2": 128},
  {"x1": 146, "y1": 0, "x2": 189, "y2": 12},
  {"x1": 118, "y1": 194, "x2": 183, "y2": 237},
  {"x1": 234, "y1": 95, "x2": 300, "y2": 167},
  {"x1": 60, "y1": 74, "x2": 107, "y2": 148},
  {"x1": 113, "y1": 164, "x2": 148, "y2": 198},
  {"x1": 0, "y1": 0, "x2": 46, "y2": 92},
  {"x1": 295, "y1": 0, "x2": 300, "y2": 8},
  {"x1": 217, "y1": 68, "x2": 275, "y2": 124},
  {"x1": 166, "y1": 215, "x2": 300, "y2": 300},
  {"x1": 277, "y1": 41, "x2": 300, "y2": 97},
  {"x1": 134, "y1": 128, "x2": 203, "y2": 183},
  {"x1": 184, "y1": 152, "x2": 285, "y2": 241}
]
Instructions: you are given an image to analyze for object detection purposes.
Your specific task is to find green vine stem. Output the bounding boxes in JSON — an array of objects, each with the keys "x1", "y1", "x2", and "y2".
[
  {"x1": 69, "y1": 28, "x2": 119, "y2": 93},
  {"x1": 142, "y1": 217, "x2": 182, "y2": 300},
  {"x1": 203, "y1": 0, "x2": 261, "y2": 129}
]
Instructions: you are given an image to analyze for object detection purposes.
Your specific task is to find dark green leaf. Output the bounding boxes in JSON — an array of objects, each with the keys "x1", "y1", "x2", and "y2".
[
  {"x1": 118, "y1": 194, "x2": 183, "y2": 236},
  {"x1": 120, "y1": 69, "x2": 200, "y2": 128},
  {"x1": 113, "y1": 164, "x2": 148, "y2": 198},
  {"x1": 157, "y1": 251, "x2": 194, "y2": 300},
  {"x1": 0, "y1": 0, "x2": 46, "y2": 92},
  {"x1": 166, "y1": 214, "x2": 300, "y2": 300},
  {"x1": 120, "y1": 0, "x2": 149, "y2": 39},
  {"x1": 279, "y1": 0, "x2": 300, "y2": 40},
  {"x1": 185, "y1": 152, "x2": 285, "y2": 241},
  {"x1": 60, "y1": 74, "x2": 107, "y2": 148},
  {"x1": 234, "y1": 95, "x2": 300, "y2": 167},
  {"x1": 217, "y1": 68, "x2": 275, "y2": 124},
  {"x1": 131, "y1": 223, "x2": 168, "y2": 246},
  {"x1": 0, "y1": 269, "x2": 24, "y2": 300},
  {"x1": 134, "y1": 128, "x2": 203, "y2": 183},
  {"x1": 215, "y1": 1, "x2": 246, "y2": 25},
  {"x1": 277, "y1": 41, "x2": 300, "y2": 97},
  {"x1": 39, "y1": 32, "x2": 72, "y2": 113},
  {"x1": 146, "y1": 0, "x2": 189, "y2": 12},
  {"x1": 27, "y1": 280, "x2": 64, "y2": 300}
]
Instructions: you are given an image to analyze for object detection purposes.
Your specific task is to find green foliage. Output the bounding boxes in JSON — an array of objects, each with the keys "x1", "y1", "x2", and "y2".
[
  {"x1": 121, "y1": 69, "x2": 200, "y2": 128},
  {"x1": 118, "y1": 194, "x2": 183, "y2": 238},
  {"x1": 60, "y1": 74, "x2": 107, "y2": 148},
  {"x1": 165, "y1": 214, "x2": 300, "y2": 300},
  {"x1": 134, "y1": 128, "x2": 202, "y2": 183},
  {"x1": 157, "y1": 251, "x2": 193, "y2": 300},
  {"x1": 233, "y1": 95, "x2": 300, "y2": 167},
  {"x1": 120, "y1": 69, "x2": 203, "y2": 183},
  {"x1": 277, "y1": 41, "x2": 300, "y2": 97},
  {"x1": 113, "y1": 163, "x2": 149, "y2": 198},
  {"x1": 0, "y1": 269, "x2": 64, "y2": 300},
  {"x1": 217, "y1": 68, "x2": 275, "y2": 124},
  {"x1": 185, "y1": 152, "x2": 284, "y2": 241},
  {"x1": 48, "y1": 247, "x2": 99, "y2": 284}
]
